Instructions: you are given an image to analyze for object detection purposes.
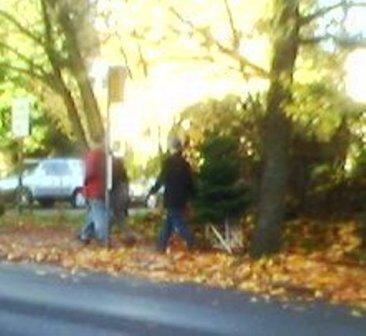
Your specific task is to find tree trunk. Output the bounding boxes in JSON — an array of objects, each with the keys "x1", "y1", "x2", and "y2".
[
  {"x1": 53, "y1": 70, "x2": 89, "y2": 149},
  {"x1": 250, "y1": 0, "x2": 300, "y2": 258},
  {"x1": 57, "y1": 5, "x2": 105, "y2": 143},
  {"x1": 40, "y1": 0, "x2": 88, "y2": 149}
]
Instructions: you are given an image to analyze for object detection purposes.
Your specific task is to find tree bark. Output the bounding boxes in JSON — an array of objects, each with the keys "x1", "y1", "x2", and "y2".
[
  {"x1": 40, "y1": 0, "x2": 88, "y2": 149},
  {"x1": 56, "y1": 4, "x2": 105, "y2": 143},
  {"x1": 250, "y1": 0, "x2": 300, "y2": 258},
  {"x1": 52, "y1": 70, "x2": 89, "y2": 149}
]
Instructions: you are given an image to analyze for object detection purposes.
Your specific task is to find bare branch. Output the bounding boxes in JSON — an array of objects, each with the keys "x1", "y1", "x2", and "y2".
[
  {"x1": 129, "y1": 29, "x2": 150, "y2": 77},
  {"x1": 170, "y1": 7, "x2": 195, "y2": 30},
  {"x1": 223, "y1": 0, "x2": 240, "y2": 50},
  {"x1": 0, "y1": 41, "x2": 48, "y2": 75},
  {"x1": 0, "y1": 62, "x2": 55, "y2": 88},
  {"x1": 0, "y1": 10, "x2": 44, "y2": 46},
  {"x1": 40, "y1": 0, "x2": 65, "y2": 67},
  {"x1": 137, "y1": 42, "x2": 148, "y2": 77},
  {"x1": 169, "y1": 6, "x2": 269, "y2": 78},
  {"x1": 213, "y1": 36, "x2": 268, "y2": 77},
  {"x1": 222, "y1": 0, "x2": 250, "y2": 76},
  {"x1": 300, "y1": 1, "x2": 366, "y2": 25},
  {"x1": 153, "y1": 54, "x2": 215, "y2": 64},
  {"x1": 299, "y1": 34, "x2": 333, "y2": 44},
  {"x1": 119, "y1": 44, "x2": 133, "y2": 79},
  {"x1": 336, "y1": 37, "x2": 366, "y2": 48},
  {"x1": 299, "y1": 33, "x2": 366, "y2": 49}
]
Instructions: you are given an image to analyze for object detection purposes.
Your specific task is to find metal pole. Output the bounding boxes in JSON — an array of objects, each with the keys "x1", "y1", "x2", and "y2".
[
  {"x1": 17, "y1": 137, "x2": 24, "y2": 214},
  {"x1": 105, "y1": 66, "x2": 126, "y2": 216},
  {"x1": 105, "y1": 87, "x2": 111, "y2": 213}
]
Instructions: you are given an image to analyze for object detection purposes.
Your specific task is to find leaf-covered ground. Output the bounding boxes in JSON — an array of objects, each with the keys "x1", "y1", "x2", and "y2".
[{"x1": 0, "y1": 210, "x2": 366, "y2": 313}]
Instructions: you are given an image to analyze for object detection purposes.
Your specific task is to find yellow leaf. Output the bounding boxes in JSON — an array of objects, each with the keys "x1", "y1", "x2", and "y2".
[
  {"x1": 35, "y1": 252, "x2": 45, "y2": 263},
  {"x1": 351, "y1": 310, "x2": 363, "y2": 318}
]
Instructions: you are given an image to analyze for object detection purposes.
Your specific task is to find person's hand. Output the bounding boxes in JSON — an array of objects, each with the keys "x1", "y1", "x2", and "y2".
[{"x1": 144, "y1": 193, "x2": 151, "y2": 207}]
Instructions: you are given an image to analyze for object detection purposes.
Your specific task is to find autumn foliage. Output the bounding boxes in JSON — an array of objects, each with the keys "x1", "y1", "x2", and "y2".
[{"x1": 0, "y1": 212, "x2": 365, "y2": 313}]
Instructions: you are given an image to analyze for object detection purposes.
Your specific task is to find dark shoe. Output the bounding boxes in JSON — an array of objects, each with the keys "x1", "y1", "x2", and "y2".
[
  {"x1": 155, "y1": 246, "x2": 167, "y2": 254},
  {"x1": 76, "y1": 233, "x2": 91, "y2": 246}
]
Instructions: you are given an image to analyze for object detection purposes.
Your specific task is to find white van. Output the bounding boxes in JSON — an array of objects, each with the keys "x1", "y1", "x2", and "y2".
[{"x1": 0, "y1": 158, "x2": 86, "y2": 208}]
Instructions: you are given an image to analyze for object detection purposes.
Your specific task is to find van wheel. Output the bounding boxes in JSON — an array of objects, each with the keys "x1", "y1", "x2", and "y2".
[
  {"x1": 39, "y1": 199, "x2": 55, "y2": 208},
  {"x1": 15, "y1": 187, "x2": 33, "y2": 207},
  {"x1": 72, "y1": 190, "x2": 85, "y2": 208}
]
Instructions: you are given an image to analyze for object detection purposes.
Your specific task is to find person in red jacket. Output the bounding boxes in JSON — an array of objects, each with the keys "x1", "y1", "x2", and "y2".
[{"x1": 78, "y1": 141, "x2": 109, "y2": 246}]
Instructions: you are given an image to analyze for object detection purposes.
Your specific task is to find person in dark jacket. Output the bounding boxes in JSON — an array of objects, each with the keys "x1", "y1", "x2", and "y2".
[
  {"x1": 146, "y1": 137, "x2": 195, "y2": 252},
  {"x1": 78, "y1": 142, "x2": 109, "y2": 246},
  {"x1": 110, "y1": 156, "x2": 130, "y2": 236}
]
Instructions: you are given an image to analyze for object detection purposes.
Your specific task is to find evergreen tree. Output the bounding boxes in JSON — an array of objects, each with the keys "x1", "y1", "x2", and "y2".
[{"x1": 195, "y1": 133, "x2": 248, "y2": 224}]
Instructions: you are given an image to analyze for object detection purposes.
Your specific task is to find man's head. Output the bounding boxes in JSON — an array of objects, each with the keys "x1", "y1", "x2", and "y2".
[{"x1": 168, "y1": 137, "x2": 183, "y2": 153}]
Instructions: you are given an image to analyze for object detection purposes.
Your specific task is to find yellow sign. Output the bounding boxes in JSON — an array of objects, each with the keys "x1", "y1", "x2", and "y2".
[{"x1": 108, "y1": 66, "x2": 126, "y2": 103}]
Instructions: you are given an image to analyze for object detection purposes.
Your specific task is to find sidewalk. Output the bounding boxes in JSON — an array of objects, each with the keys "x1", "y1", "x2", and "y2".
[{"x1": 0, "y1": 212, "x2": 365, "y2": 313}]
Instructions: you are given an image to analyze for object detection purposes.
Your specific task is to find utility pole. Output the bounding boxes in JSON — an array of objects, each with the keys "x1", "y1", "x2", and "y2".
[
  {"x1": 106, "y1": 66, "x2": 127, "y2": 212},
  {"x1": 11, "y1": 97, "x2": 31, "y2": 214}
]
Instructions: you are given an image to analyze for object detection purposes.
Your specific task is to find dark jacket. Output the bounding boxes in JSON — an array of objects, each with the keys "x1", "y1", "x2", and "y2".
[
  {"x1": 150, "y1": 152, "x2": 195, "y2": 209},
  {"x1": 112, "y1": 158, "x2": 129, "y2": 191},
  {"x1": 111, "y1": 157, "x2": 129, "y2": 214}
]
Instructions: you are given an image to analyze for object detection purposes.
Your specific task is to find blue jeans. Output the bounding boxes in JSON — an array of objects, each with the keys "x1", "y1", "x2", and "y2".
[
  {"x1": 80, "y1": 199, "x2": 109, "y2": 245},
  {"x1": 157, "y1": 208, "x2": 194, "y2": 251}
]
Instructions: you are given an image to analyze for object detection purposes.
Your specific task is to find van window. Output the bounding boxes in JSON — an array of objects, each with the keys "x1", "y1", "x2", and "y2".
[{"x1": 42, "y1": 161, "x2": 71, "y2": 176}]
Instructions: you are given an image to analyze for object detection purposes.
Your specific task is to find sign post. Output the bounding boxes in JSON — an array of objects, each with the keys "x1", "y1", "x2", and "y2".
[
  {"x1": 12, "y1": 98, "x2": 30, "y2": 138},
  {"x1": 11, "y1": 97, "x2": 31, "y2": 213},
  {"x1": 106, "y1": 66, "x2": 127, "y2": 211}
]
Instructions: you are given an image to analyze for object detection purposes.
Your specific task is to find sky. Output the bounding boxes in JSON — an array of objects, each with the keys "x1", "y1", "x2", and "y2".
[
  {"x1": 99, "y1": 0, "x2": 366, "y2": 165},
  {"x1": 336, "y1": 1, "x2": 366, "y2": 103}
]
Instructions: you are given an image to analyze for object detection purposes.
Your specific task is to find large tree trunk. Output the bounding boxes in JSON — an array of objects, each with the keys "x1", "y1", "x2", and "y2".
[
  {"x1": 56, "y1": 4, "x2": 105, "y2": 143},
  {"x1": 53, "y1": 70, "x2": 89, "y2": 149},
  {"x1": 250, "y1": 0, "x2": 300, "y2": 258},
  {"x1": 40, "y1": 0, "x2": 88, "y2": 149}
]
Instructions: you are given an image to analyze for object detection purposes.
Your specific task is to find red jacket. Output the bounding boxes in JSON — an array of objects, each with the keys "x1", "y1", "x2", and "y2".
[{"x1": 83, "y1": 148, "x2": 105, "y2": 200}]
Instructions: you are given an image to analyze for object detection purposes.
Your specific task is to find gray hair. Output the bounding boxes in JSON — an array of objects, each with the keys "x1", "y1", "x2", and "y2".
[{"x1": 168, "y1": 137, "x2": 183, "y2": 152}]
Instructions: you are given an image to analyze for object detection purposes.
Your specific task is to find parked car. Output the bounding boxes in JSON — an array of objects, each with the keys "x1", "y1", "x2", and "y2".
[
  {"x1": 129, "y1": 180, "x2": 146, "y2": 207},
  {"x1": 129, "y1": 178, "x2": 163, "y2": 209},
  {"x1": 0, "y1": 159, "x2": 39, "y2": 205},
  {"x1": 0, "y1": 158, "x2": 86, "y2": 208}
]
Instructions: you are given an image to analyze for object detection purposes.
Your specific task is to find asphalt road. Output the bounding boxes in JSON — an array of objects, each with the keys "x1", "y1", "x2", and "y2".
[{"x1": 0, "y1": 262, "x2": 365, "y2": 336}]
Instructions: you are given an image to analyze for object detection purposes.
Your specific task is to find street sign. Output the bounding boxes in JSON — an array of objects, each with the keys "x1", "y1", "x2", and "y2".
[
  {"x1": 12, "y1": 98, "x2": 30, "y2": 138},
  {"x1": 108, "y1": 66, "x2": 126, "y2": 103}
]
